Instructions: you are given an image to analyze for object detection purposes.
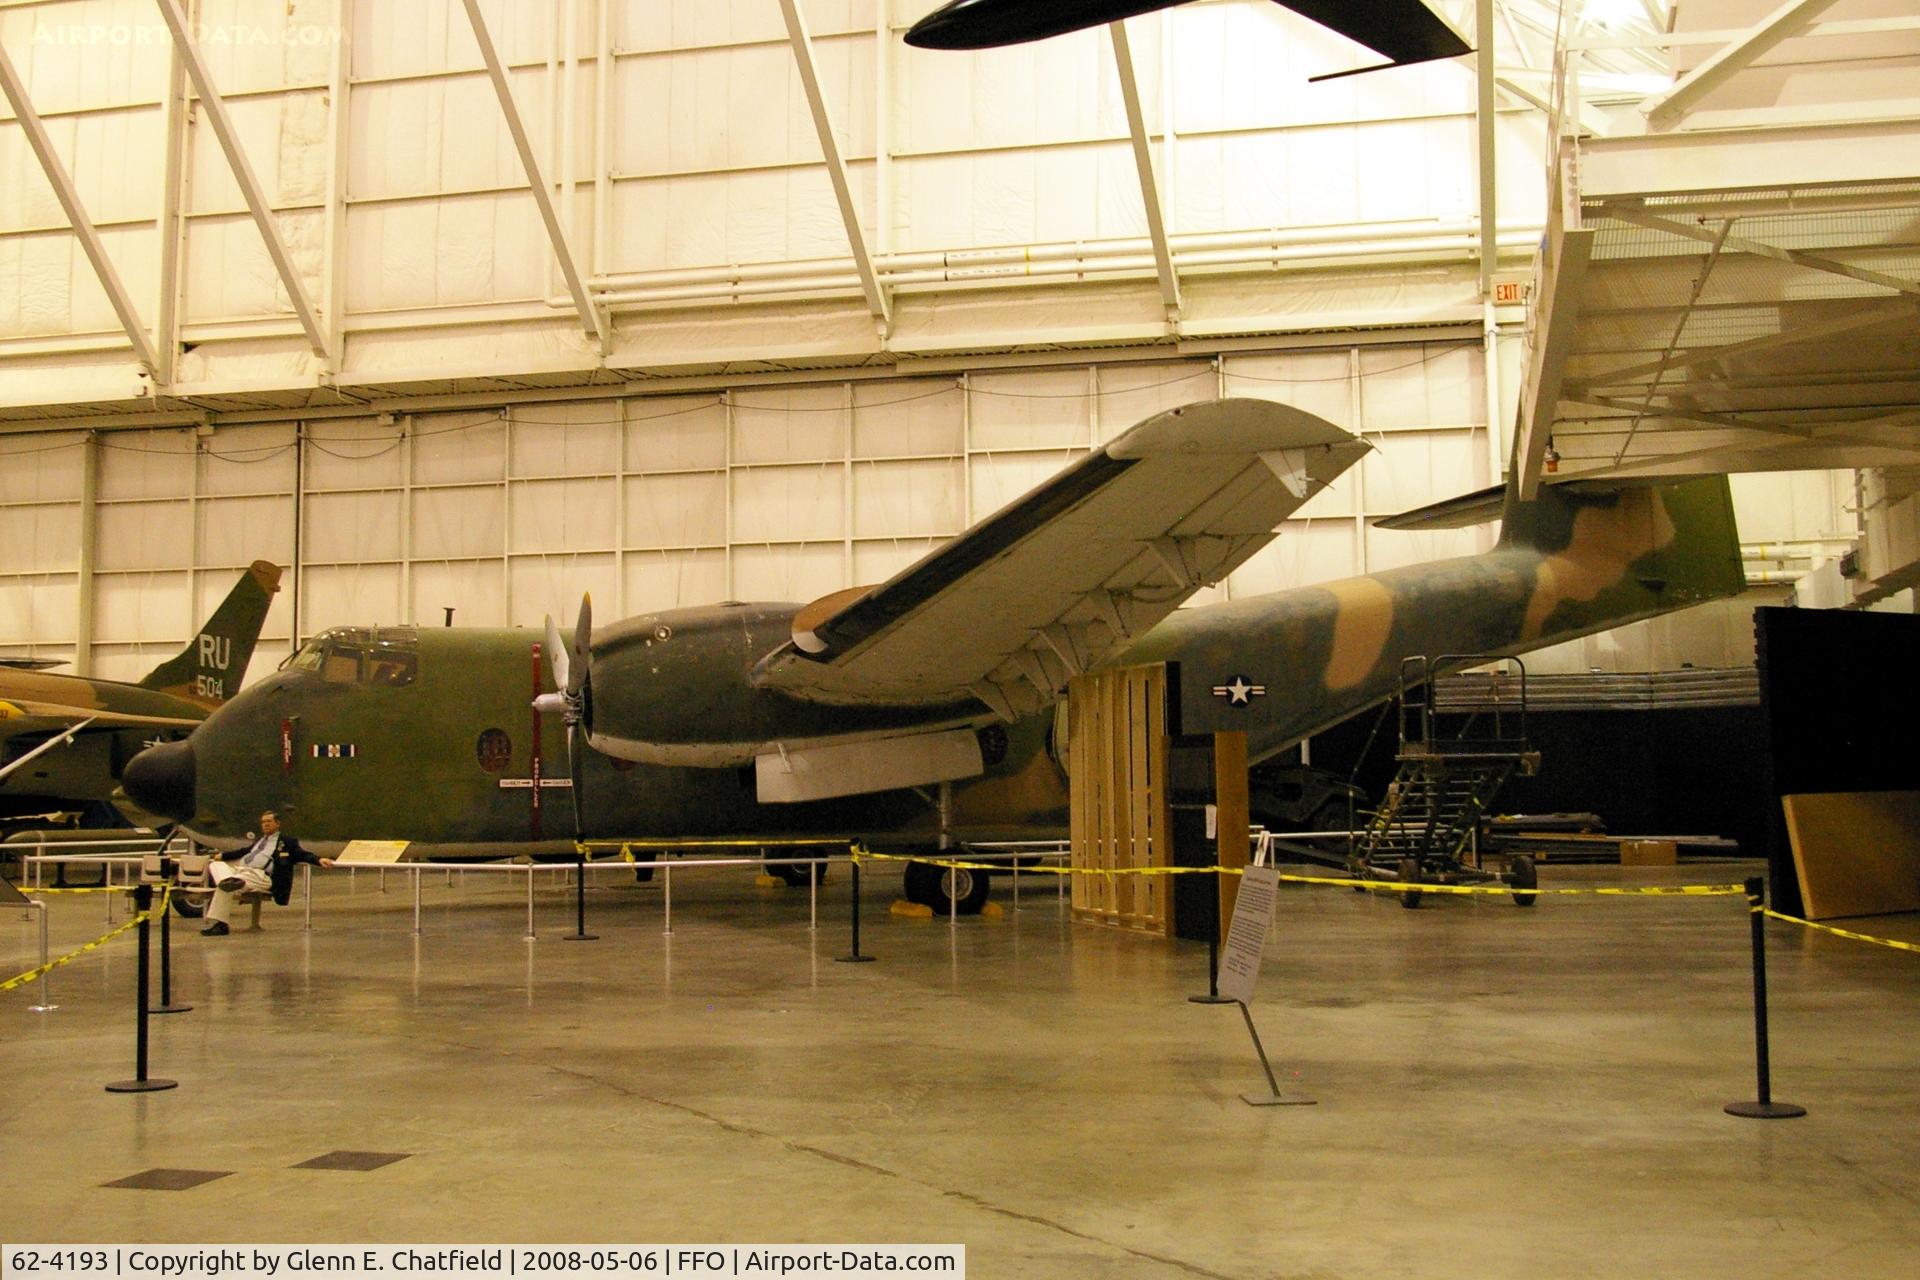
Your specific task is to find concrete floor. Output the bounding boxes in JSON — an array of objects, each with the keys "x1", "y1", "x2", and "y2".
[{"x1": 4, "y1": 858, "x2": 1918, "y2": 1278}]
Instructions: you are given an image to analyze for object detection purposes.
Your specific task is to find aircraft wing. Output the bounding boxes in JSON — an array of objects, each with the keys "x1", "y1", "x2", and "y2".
[
  {"x1": 752, "y1": 399, "x2": 1366, "y2": 717},
  {"x1": 1281, "y1": 1, "x2": 1470, "y2": 70},
  {"x1": 0, "y1": 698, "x2": 201, "y2": 733}
]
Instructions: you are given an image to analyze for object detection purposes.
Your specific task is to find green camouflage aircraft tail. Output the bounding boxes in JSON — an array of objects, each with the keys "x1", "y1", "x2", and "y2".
[
  {"x1": 136, "y1": 561, "x2": 283, "y2": 708},
  {"x1": 1148, "y1": 472, "x2": 1746, "y2": 755},
  {"x1": 1379, "y1": 470, "x2": 1747, "y2": 637}
]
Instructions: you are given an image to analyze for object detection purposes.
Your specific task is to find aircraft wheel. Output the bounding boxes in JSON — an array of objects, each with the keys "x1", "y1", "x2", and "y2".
[
  {"x1": 765, "y1": 851, "x2": 825, "y2": 887},
  {"x1": 1309, "y1": 798, "x2": 1353, "y2": 843},
  {"x1": 903, "y1": 858, "x2": 989, "y2": 915},
  {"x1": 1509, "y1": 854, "x2": 1538, "y2": 908},
  {"x1": 170, "y1": 890, "x2": 206, "y2": 919},
  {"x1": 1398, "y1": 857, "x2": 1424, "y2": 910}
]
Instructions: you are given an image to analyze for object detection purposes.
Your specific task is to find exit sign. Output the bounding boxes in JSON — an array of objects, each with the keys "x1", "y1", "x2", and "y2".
[{"x1": 1493, "y1": 280, "x2": 1529, "y2": 305}]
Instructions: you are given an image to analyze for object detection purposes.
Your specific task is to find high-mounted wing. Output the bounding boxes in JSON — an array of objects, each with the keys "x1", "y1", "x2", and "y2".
[{"x1": 753, "y1": 399, "x2": 1366, "y2": 718}]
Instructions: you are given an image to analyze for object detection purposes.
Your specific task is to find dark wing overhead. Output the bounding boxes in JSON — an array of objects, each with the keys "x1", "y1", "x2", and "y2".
[
  {"x1": 1279, "y1": 0, "x2": 1470, "y2": 67},
  {"x1": 906, "y1": 1, "x2": 1471, "y2": 69},
  {"x1": 752, "y1": 399, "x2": 1367, "y2": 718}
]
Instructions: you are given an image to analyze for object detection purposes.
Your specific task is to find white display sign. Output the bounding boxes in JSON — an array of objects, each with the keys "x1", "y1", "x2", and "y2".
[{"x1": 1217, "y1": 865, "x2": 1280, "y2": 1005}]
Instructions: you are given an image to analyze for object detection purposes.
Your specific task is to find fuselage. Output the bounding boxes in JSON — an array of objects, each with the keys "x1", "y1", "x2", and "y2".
[
  {"x1": 150, "y1": 613, "x2": 1068, "y2": 852},
  {"x1": 128, "y1": 476, "x2": 1743, "y2": 852}
]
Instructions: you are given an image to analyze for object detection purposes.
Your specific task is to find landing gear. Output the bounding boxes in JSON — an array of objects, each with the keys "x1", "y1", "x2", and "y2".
[
  {"x1": 764, "y1": 849, "x2": 825, "y2": 887},
  {"x1": 1398, "y1": 856, "x2": 1424, "y2": 910},
  {"x1": 1508, "y1": 854, "x2": 1537, "y2": 907},
  {"x1": 170, "y1": 891, "x2": 206, "y2": 919},
  {"x1": 902, "y1": 858, "x2": 989, "y2": 915}
]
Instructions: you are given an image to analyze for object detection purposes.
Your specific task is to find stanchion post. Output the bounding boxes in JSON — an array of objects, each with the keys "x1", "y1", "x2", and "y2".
[
  {"x1": 1725, "y1": 875, "x2": 1805, "y2": 1120},
  {"x1": 106, "y1": 885, "x2": 177, "y2": 1093},
  {"x1": 523, "y1": 863, "x2": 536, "y2": 941},
  {"x1": 28, "y1": 899, "x2": 57, "y2": 1013},
  {"x1": 836, "y1": 855, "x2": 875, "y2": 963},
  {"x1": 153, "y1": 864, "x2": 190, "y2": 1015},
  {"x1": 564, "y1": 851, "x2": 598, "y2": 942},
  {"x1": 1190, "y1": 868, "x2": 1232, "y2": 1004}
]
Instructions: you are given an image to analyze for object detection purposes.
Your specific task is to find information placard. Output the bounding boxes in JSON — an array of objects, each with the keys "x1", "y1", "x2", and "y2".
[
  {"x1": 1216, "y1": 864, "x2": 1278, "y2": 1005},
  {"x1": 335, "y1": 840, "x2": 410, "y2": 865}
]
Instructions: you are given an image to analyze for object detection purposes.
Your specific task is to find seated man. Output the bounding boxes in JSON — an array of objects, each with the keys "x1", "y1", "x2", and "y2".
[{"x1": 202, "y1": 809, "x2": 335, "y2": 936}]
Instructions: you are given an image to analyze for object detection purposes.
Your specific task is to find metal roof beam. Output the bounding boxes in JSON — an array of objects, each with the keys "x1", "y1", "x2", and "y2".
[
  {"x1": 1642, "y1": 0, "x2": 1845, "y2": 130},
  {"x1": 1511, "y1": 221, "x2": 1595, "y2": 499},
  {"x1": 1109, "y1": 19, "x2": 1180, "y2": 317},
  {"x1": 1567, "y1": 299, "x2": 1918, "y2": 392},
  {"x1": 0, "y1": 41, "x2": 160, "y2": 374},
  {"x1": 456, "y1": 0, "x2": 607, "y2": 352},
  {"x1": 1475, "y1": 0, "x2": 1496, "y2": 297},
  {"x1": 154, "y1": 0, "x2": 331, "y2": 363},
  {"x1": 1606, "y1": 205, "x2": 1920, "y2": 297},
  {"x1": 778, "y1": 0, "x2": 890, "y2": 328}
]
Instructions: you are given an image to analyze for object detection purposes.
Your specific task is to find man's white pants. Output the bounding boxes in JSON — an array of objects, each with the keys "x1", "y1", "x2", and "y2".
[{"x1": 204, "y1": 859, "x2": 270, "y2": 924}]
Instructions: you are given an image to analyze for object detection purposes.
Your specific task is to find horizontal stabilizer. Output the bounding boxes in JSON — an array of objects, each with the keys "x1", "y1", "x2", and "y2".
[
  {"x1": 1377, "y1": 476, "x2": 1686, "y2": 532},
  {"x1": 1373, "y1": 483, "x2": 1507, "y2": 531},
  {"x1": 0, "y1": 698, "x2": 200, "y2": 731}
]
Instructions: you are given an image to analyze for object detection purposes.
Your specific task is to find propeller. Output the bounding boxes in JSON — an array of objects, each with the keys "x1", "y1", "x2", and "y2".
[{"x1": 533, "y1": 595, "x2": 593, "y2": 837}]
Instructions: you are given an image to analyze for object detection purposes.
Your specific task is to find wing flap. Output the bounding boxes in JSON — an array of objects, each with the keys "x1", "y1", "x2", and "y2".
[{"x1": 753, "y1": 399, "x2": 1366, "y2": 712}]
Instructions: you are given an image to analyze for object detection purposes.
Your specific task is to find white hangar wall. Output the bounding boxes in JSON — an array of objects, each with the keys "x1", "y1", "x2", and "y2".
[
  {"x1": 0, "y1": 1, "x2": 1861, "y2": 685},
  {"x1": 1, "y1": 338, "x2": 1855, "y2": 686},
  {"x1": 2, "y1": 339, "x2": 1506, "y2": 682},
  {"x1": 0, "y1": 0, "x2": 1543, "y2": 399}
]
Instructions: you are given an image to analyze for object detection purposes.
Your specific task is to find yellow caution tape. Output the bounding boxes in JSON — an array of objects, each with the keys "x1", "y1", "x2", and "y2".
[
  {"x1": 1762, "y1": 908, "x2": 1920, "y2": 955},
  {"x1": 1270, "y1": 869, "x2": 1746, "y2": 898},
  {"x1": 850, "y1": 851, "x2": 1744, "y2": 898},
  {"x1": 19, "y1": 885, "x2": 137, "y2": 894},
  {"x1": 579, "y1": 836, "x2": 857, "y2": 851},
  {"x1": 855, "y1": 850, "x2": 1219, "y2": 877},
  {"x1": 1, "y1": 887, "x2": 168, "y2": 995}
]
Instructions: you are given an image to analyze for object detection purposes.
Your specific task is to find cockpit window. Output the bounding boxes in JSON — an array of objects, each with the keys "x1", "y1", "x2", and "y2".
[{"x1": 283, "y1": 626, "x2": 419, "y2": 687}]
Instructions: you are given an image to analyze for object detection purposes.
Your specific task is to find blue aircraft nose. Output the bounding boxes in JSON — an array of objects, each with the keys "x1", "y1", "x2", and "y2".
[{"x1": 123, "y1": 738, "x2": 196, "y2": 823}]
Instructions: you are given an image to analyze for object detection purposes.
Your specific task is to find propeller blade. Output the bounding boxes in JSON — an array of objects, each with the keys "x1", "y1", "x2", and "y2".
[
  {"x1": 569, "y1": 594, "x2": 593, "y2": 698},
  {"x1": 544, "y1": 614, "x2": 569, "y2": 693}
]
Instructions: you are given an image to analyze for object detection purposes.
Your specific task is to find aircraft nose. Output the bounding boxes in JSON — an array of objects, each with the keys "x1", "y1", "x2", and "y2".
[{"x1": 123, "y1": 738, "x2": 196, "y2": 822}]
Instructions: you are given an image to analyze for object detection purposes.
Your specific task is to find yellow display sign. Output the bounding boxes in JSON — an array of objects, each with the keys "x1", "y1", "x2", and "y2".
[{"x1": 335, "y1": 839, "x2": 411, "y2": 865}]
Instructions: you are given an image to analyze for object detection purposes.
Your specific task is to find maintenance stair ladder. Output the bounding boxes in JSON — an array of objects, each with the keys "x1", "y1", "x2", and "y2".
[{"x1": 1353, "y1": 655, "x2": 1540, "y2": 889}]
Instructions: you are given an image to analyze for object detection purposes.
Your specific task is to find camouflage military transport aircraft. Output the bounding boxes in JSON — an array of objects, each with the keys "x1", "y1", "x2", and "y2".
[
  {"x1": 123, "y1": 400, "x2": 1743, "y2": 911},
  {"x1": 906, "y1": 0, "x2": 1471, "y2": 79},
  {"x1": 0, "y1": 561, "x2": 282, "y2": 823}
]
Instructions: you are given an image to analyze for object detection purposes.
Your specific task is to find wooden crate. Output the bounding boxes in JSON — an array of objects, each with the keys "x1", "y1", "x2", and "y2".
[{"x1": 1068, "y1": 664, "x2": 1170, "y2": 934}]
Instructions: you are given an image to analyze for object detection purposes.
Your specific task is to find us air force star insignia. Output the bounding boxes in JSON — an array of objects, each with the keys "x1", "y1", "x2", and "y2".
[{"x1": 1210, "y1": 675, "x2": 1267, "y2": 706}]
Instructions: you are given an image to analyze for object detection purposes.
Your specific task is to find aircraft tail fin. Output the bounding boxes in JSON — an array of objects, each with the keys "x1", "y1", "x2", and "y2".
[
  {"x1": 1384, "y1": 473, "x2": 1747, "y2": 632},
  {"x1": 137, "y1": 561, "x2": 284, "y2": 706}
]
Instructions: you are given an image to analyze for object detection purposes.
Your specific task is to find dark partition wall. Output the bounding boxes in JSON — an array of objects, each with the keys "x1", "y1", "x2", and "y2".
[
  {"x1": 1755, "y1": 606, "x2": 1920, "y2": 914},
  {"x1": 1310, "y1": 701, "x2": 1768, "y2": 849}
]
